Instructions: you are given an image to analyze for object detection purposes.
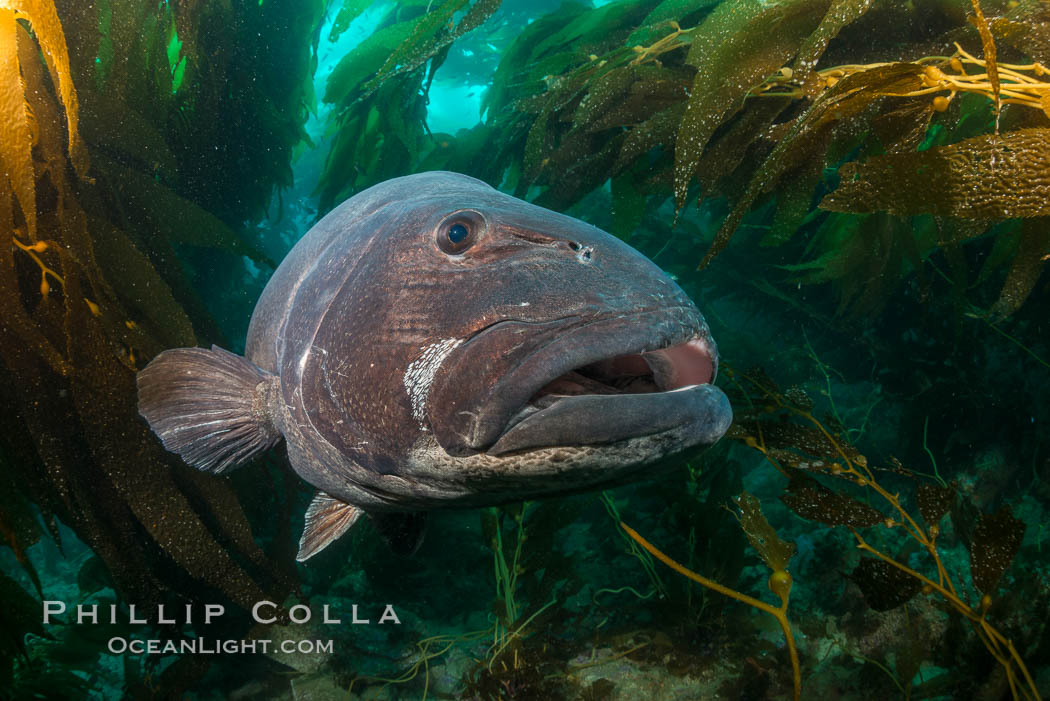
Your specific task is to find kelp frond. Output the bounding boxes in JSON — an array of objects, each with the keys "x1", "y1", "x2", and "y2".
[
  {"x1": 728, "y1": 368, "x2": 1040, "y2": 701},
  {"x1": 821, "y1": 128, "x2": 1050, "y2": 219},
  {"x1": 0, "y1": 1, "x2": 86, "y2": 244},
  {"x1": 0, "y1": 2, "x2": 321, "y2": 672},
  {"x1": 0, "y1": 0, "x2": 87, "y2": 178},
  {"x1": 392, "y1": 0, "x2": 1046, "y2": 319},
  {"x1": 753, "y1": 43, "x2": 1050, "y2": 117}
]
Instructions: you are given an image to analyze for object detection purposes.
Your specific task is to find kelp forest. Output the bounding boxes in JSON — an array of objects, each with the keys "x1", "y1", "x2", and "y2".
[{"x1": 1, "y1": 0, "x2": 1049, "y2": 698}]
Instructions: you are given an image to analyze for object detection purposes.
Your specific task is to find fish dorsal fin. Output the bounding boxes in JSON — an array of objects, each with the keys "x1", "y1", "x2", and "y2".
[{"x1": 297, "y1": 492, "x2": 363, "y2": 562}]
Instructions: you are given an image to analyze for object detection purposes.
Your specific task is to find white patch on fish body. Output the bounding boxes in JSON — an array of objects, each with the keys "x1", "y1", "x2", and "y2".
[{"x1": 403, "y1": 338, "x2": 463, "y2": 427}]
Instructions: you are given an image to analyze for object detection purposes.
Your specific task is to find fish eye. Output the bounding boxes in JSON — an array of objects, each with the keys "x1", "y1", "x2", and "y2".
[
  {"x1": 448, "y1": 223, "x2": 468, "y2": 244},
  {"x1": 436, "y1": 210, "x2": 484, "y2": 255}
]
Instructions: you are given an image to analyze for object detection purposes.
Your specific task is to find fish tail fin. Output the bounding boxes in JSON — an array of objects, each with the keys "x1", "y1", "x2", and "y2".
[{"x1": 137, "y1": 345, "x2": 282, "y2": 474}]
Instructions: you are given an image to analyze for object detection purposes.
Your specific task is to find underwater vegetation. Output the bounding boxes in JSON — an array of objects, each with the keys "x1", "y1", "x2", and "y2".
[
  {"x1": 322, "y1": 0, "x2": 1050, "y2": 319},
  {"x1": 0, "y1": 0, "x2": 326, "y2": 694},
  {"x1": 1, "y1": 0, "x2": 1049, "y2": 698}
]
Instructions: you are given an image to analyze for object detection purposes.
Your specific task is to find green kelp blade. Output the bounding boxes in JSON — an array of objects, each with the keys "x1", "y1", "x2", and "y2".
[
  {"x1": 362, "y1": 0, "x2": 501, "y2": 100},
  {"x1": 697, "y1": 62, "x2": 924, "y2": 269},
  {"x1": 484, "y1": 2, "x2": 589, "y2": 117},
  {"x1": 628, "y1": 0, "x2": 721, "y2": 45},
  {"x1": 734, "y1": 492, "x2": 795, "y2": 572},
  {"x1": 571, "y1": 65, "x2": 640, "y2": 132},
  {"x1": 673, "y1": 0, "x2": 830, "y2": 211},
  {"x1": 821, "y1": 128, "x2": 1050, "y2": 218},
  {"x1": 89, "y1": 218, "x2": 197, "y2": 350},
  {"x1": 582, "y1": 65, "x2": 693, "y2": 134},
  {"x1": 79, "y1": 98, "x2": 179, "y2": 177},
  {"x1": 329, "y1": 0, "x2": 374, "y2": 43},
  {"x1": 535, "y1": 131, "x2": 626, "y2": 211},
  {"x1": 97, "y1": 155, "x2": 274, "y2": 266},
  {"x1": 765, "y1": 158, "x2": 821, "y2": 247},
  {"x1": 522, "y1": 110, "x2": 553, "y2": 185},
  {"x1": 781, "y1": 211, "x2": 918, "y2": 315},
  {"x1": 368, "y1": 0, "x2": 470, "y2": 85},
  {"x1": 532, "y1": 0, "x2": 649, "y2": 59},
  {"x1": 324, "y1": 17, "x2": 418, "y2": 106},
  {"x1": 614, "y1": 102, "x2": 684, "y2": 173},
  {"x1": 693, "y1": 96, "x2": 790, "y2": 197},
  {"x1": 792, "y1": 0, "x2": 875, "y2": 85}
]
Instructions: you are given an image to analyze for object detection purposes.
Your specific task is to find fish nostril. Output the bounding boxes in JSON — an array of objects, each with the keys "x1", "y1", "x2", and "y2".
[
  {"x1": 568, "y1": 241, "x2": 581, "y2": 251},
  {"x1": 577, "y1": 246, "x2": 594, "y2": 263}
]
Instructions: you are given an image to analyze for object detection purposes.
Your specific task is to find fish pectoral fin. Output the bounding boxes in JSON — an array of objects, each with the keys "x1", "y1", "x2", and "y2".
[
  {"x1": 368, "y1": 512, "x2": 428, "y2": 557},
  {"x1": 137, "y1": 345, "x2": 281, "y2": 474},
  {"x1": 297, "y1": 491, "x2": 364, "y2": 562}
]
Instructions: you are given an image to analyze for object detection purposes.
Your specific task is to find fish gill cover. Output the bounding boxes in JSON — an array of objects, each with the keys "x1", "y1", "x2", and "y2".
[{"x1": 0, "y1": 0, "x2": 1048, "y2": 699}]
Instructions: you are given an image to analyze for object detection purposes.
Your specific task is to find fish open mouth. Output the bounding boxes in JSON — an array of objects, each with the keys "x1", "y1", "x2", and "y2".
[
  {"x1": 486, "y1": 330, "x2": 730, "y2": 456},
  {"x1": 427, "y1": 306, "x2": 733, "y2": 457},
  {"x1": 526, "y1": 337, "x2": 716, "y2": 407}
]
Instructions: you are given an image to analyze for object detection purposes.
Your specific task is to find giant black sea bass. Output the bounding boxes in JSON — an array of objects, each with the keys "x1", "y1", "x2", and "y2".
[{"x1": 137, "y1": 172, "x2": 732, "y2": 561}]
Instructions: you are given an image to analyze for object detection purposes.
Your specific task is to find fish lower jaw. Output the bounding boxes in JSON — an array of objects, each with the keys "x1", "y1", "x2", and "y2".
[{"x1": 408, "y1": 432, "x2": 705, "y2": 506}]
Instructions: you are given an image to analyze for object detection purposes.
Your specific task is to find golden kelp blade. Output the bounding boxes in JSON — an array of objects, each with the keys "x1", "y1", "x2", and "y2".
[
  {"x1": 820, "y1": 128, "x2": 1050, "y2": 219},
  {"x1": 0, "y1": 9, "x2": 36, "y2": 238},
  {"x1": 0, "y1": 0, "x2": 88, "y2": 177}
]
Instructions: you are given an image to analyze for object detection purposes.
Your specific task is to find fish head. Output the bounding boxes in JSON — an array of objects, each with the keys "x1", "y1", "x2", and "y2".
[{"x1": 301, "y1": 172, "x2": 731, "y2": 504}]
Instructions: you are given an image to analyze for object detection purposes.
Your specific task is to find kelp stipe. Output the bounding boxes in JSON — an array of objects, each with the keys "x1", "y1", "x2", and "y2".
[
  {"x1": 1, "y1": 0, "x2": 328, "y2": 694},
  {"x1": 621, "y1": 498, "x2": 803, "y2": 701},
  {"x1": 727, "y1": 366, "x2": 1040, "y2": 700}
]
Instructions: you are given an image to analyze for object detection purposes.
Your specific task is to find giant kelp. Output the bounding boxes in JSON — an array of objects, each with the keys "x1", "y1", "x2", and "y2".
[
  {"x1": 317, "y1": 0, "x2": 501, "y2": 212},
  {"x1": 0, "y1": 0, "x2": 328, "y2": 693},
  {"x1": 309, "y1": 0, "x2": 1050, "y2": 322},
  {"x1": 822, "y1": 128, "x2": 1050, "y2": 218},
  {"x1": 299, "y1": 7, "x2": 1050, "y2": 690},
  {"x1": 721, "y1": 367, "x2": 1039, "y2": 699},
  {"x1": 0, "y1": 0, "x2": 1044, "y2": 696}
]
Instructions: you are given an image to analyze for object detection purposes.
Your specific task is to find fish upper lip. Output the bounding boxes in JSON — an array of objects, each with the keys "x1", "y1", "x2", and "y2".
[{"x1": 459, "y1": 305, "x2": 719, "y2": 451}]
